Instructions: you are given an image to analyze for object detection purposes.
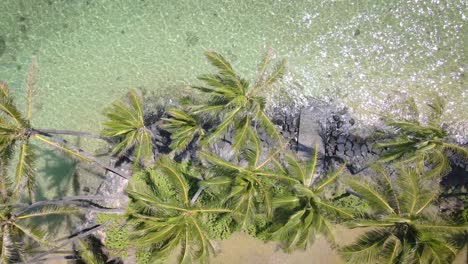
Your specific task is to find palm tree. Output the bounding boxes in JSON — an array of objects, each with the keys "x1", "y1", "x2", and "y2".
[
  {"x1": 199, "y1": 138, "x2": 294, "y2": 230},
  {"x1": 160, "y1": 108, "x2": 206, "y2": 154},
  {"x1": 0, "y1": 183, "x2": 78, "y2": 263},
  {"x1": 376, "y1": 96, "x2": 467, "y2": 178},
  {"x1": 340, "y1": 164, "x2": 467, "y2": 263},
  {"x1": 126, "y1": 156, "x2": 230, "y2": 263},
  {"x1": 102, "y1": 89, "x2": 155, "y2": 167},
  {"x1": 185, "y1": 50, "x2": 286, "y2": 148},
  {"x1": 75, "y1": 238, "x2": 106, "y2": 264},
  {"x1": 0, "y1": 81, "x2": 128, "y2": 201},
  {"x1": 269, "y1": 148, "x2": 352, "y2": 252}
]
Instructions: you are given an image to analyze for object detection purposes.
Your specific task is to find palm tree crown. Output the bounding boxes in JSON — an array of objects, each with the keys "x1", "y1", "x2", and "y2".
[
  {"x1": 182, "y1": 51, "x2": 286, "y2": 148},
  {"x1": 376, "y1": 96, "x2": 467, "y2": 178},
  {"x1": 102, "y1": 90, "x2": 155, "y2": 166},
  {"x1": 269, "y1": 148, "x2": 351, "y2": 252},
  {"x1": 126, "y1": 156, "x2": 230, "y2": 263},
  {"x1": 198, "y1": 139, "x2": 294, "y2": 230},
  {"x1": 340, "y1": 164, "x2": 467, "y2": 263}
]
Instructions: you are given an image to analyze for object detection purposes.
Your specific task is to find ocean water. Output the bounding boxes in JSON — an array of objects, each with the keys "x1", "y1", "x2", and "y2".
[
  {"x1": 0, "y1": 0, "x2": 466, "y2": 263},
  {"x1": 1, "y1": 0, "x2": 466, "y2": 132}
]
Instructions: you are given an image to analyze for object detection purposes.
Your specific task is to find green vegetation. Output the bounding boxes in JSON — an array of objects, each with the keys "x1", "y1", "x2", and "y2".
[
  {"x1": 127, "y1": 156, "x2": 230, "y2": 263},
  {"x1": 0, "y1": 51, "x2": 466, "y2": 263},
  {"x1": 102, "y1": 90, "x2": 155, "y2": 166},
  {"x1": 376, "y1": 96, "x2": 468, "y2": 178},
  {"x1": 341, "y1": 164, "x2": 465, "y2": 263},
  {"x1": 268, "y1": 149, "x2": 352, "y2": 252},
  {"x1": 95, "y1": 213, "x2": 129, "y2": 258}
]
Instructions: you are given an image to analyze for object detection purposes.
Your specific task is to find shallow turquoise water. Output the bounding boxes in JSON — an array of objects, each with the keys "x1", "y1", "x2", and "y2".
[{"x1": 1, "y1": 0, "x2": 466, "y2": 134}]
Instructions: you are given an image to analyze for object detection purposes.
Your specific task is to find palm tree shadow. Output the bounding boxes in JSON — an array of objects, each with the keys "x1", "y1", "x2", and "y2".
[
  {"x1": 35, "y1": 148, "x2": 79, "y2": 201},
  {"x1": 35, "y1": 136, "x2": 109, "y2": 200}
]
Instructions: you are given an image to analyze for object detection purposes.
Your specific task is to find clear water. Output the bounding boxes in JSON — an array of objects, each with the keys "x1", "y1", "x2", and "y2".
[
  {"x1": 1, "y1": 0, "x2": 466, "y2": 131},
  {"x1": 0, "y1": 0, "x2": 466, "y2": 262}
]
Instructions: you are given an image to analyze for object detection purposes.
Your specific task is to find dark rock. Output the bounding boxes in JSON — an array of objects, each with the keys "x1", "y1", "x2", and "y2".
[
  {"x1": 337, "y1": 135, "x2": 347, "y2": 144},
  {"x1": 185, "y1": 31, "x2": 199, "y2": 47},
  {"x1": 332, "y1": 114, "x2": 340, "y2": 121},
  {"x1": 337, "y1": 144, "x2": 345, "y2": 154},
  {"x1": 349, "y1": 118, "x2": 355, "y2": 125},
  {"x1": 345, "y1": 141, "x2": 353, "y2": 151},
  {"x1": 298, "y1": 107, "x2": 325, "y2": 159},
  {"x1": 353, "y1": 143, "x2": 361, "y2": 156},
  {"x1": 361, "y1": 144, "x2": 368, "y2": 157},
  {"x1": 354, "y1": 29, "x2": 361, "y2": 37}
]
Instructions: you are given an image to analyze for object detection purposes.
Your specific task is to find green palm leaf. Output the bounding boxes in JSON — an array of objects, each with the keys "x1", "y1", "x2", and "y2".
[
  {"x1": 13, "y1": 142, "x2": 36, "y2": 201},
  {"x1": 348, "y1": 179, "x2": 395, "y2": 214},
  {"x1": 102, "y1": 90, "x2": 154, "y2": 165},
  {"x1": 339, "y1": 229, "x2": 392, "y2": 264}
]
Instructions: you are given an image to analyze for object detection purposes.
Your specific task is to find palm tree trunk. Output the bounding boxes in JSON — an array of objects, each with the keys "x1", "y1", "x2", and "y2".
[
  {"x1": 34, "y1": 128, "x2": 107, "y2": 140},
  {"x1": 190, "y1": 187, "x2": 204, "y2": 205},
  {"x1": 20, "y1": 224, "x2": 108, "y2": 264},
  {"x1": 32, "y1": 130, "x2": 130, "y2": 179},
  {"x1": 15, "y1": 195, "x2": 126, "y2": 216}
]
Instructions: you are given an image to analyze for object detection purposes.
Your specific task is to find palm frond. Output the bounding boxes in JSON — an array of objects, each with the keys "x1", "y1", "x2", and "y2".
[
  {"x1": 253, "y1": 49, "x2": 273, "y2": 88},
  {"x1": 204, "y1": 106, "x2": 241, "y2": 143},
  {"x1": 232, "y1": 117, "x2": 251, "y2": 151},
  {"x1": 10, "y1": 222, "x2": 50, "y2": 247},
  {"x1": 315, "y1": 200, "x2": 353, "y2": 219},
  {"x1": 13, "y1": 141, "x2": 36, "y2": 201},
  {"x1": 380, "y1": 234, "x2": 401, "y2": 263},
  {"x1": 251, "y1": 58, "x2": 287, "y2": 96},
  {"x1": 347, "y1": 179, "x2": 395, "y2": 214},
  {"x1": 272, "y1": 195, "x2": 300, "y2": 208},
  {"x1": 285, "y1": 153, "x2": 307, "y2": 184},
  {"x1": 199, "y1": 151, "x2": 242, "y2": 172},
  {"x1": 426, "y1": 95, "x2": 445, "y2": 126},
  {"x1": 371, "y1": 164, "x2": 401, "y2": 214},
  {"x1": 0, "y1": 226, "x2": 20, "y2": 264},
  {"x1": 26, "y1": 58, "x2": 36, "y2": 121},
  {"x1": 440, "y1": 142, "x2": 468, "y2": 160},
  {"x1": 157, "y1": 157, "x2": 190, "y2": 206},
  {"x1": 16, "y1": 205, "x2": 78, "y2": 220},
  {"x1": 204, "y1": 51, "x2": 237, "y2": 80},
  {"x1": 305, "y1": 147, "x2": 319, "y2": 186},
  {"x1": 396, "y1": 167, "x2": 438, "y2": 216},
  {"x1": 101, "y1": 90, "x2": 153, "y2": 164},
  {"x1": 78, "y1": 239, "x2": 105, "y2": 264},
  {"x1": 33, "y1": 134, "x2": 91, "y2": 162},
  {"x1": 339, "y1": 229, "x2": 392, "y2": 264},
  {"x1": 0, "y1": 85, "x2": 28, "y2": 127},
  {"x1": 314, "y1": 162, "x2": 345, "y2": 192}
]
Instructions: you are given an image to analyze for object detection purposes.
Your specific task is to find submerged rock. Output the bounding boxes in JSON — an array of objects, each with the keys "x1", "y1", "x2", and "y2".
[{"x1": 0, "y1": 36, "x2": 6, "y2": 57}]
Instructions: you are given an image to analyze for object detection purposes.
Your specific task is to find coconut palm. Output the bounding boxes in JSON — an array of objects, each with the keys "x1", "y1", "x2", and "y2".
[
  {"x1": 185, "y1": 50, "x2": 286, "y2": 148},
  {"x1": 0, "y1": 81, "x2": 128, "y2": 201},
  {"x1": 376, "y1": 96, "x2": 467, "y2": 178},
  {"x1": 102, "y1": 89, "x2": 155, "y2": 167},
  {"x1": 340, "y1": 164, "x2": 467, "y2": 263},
  {"x1": 0, "y1": 180, "x2": 78, "y2": 263},
  {"x1": 126, "y1": 156, "x2": 230, "y2": 263},
  {"x1": 75, "y1": 238, "x2": 106, "y2": 264},
  {"x1": 269, "y1": 148, "x2": 352, "y2": 252},
  {"x1": 199, "y1": 137, "x2": 294, "y2": 230},
  {"x1": 160, "y1": 108, "x2": 206, "y2": 154}
]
